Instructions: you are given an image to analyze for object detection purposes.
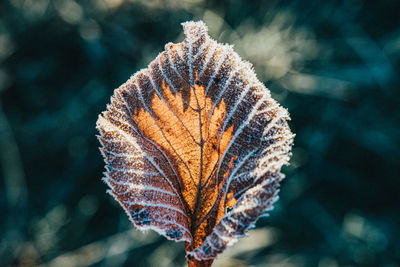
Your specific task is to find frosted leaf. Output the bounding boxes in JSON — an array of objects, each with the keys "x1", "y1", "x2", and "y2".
[{"x1": 96, "y1": 20, "x2": 294, "y2": 266}]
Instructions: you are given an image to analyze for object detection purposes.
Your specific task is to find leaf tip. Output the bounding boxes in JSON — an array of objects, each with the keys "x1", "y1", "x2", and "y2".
[{"x1": 182, "y1": 20, "x2": 209, "y2": 44}]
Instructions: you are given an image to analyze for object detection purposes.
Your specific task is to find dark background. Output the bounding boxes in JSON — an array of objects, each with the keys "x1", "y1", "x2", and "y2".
[{"x1": 1, "y1": 0, "x2": 399, "y2": 266}]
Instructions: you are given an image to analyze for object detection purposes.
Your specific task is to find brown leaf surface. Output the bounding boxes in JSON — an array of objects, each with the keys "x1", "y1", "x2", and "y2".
[{"x1": 96, "y1": 21, "x2": 294, "y2": 264}]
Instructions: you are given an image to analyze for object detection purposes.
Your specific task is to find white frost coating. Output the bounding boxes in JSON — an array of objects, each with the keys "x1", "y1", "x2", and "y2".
[
  {"x1": 192, "y1": 37, "x2": 212, "y2": 62},
  {"x1": 206, "y1": 55, "x2": 243, "y2": 128},
  {"x1": 97, "y1": 116, "x2": 143, "y2": 151},
  {"x1": 182, "y1": 21, "x2": 208, "y2": 45},
  {"x1": 164, "y1": 46, "x2": 187, "y2": 86},
  {"x1": 188, "y1": 31, "x2": 194, "y2": 84},
  {"x1": 220, "y1": 81, "x2": 254, "y2": 130},
  {"x1": 103, "y1": 150, "x2": 141, "y2": 159},
  {"x1": 127, "y1": 184, "x2": 175, "y2": 197},
  {"x1": 261, "y1": 107, "x2": 289, "y2": 136},
  {"x1": 204, "y1": 47, "x2": 231, "y2": 96},
  {"x1": 222, "y1": 149, "x2": 257, "y2": 204},
  {"x1": 189, "y1": 179, "x2": 281, "y2": 261},
  {"x1": 215, "y1": 93, "x2": 268, "y2": 179},
  {"x1": 125, "y1": 201, "x2": 188, "y2": 217},
  {"x1": 107, "y1": 167, "x2": 157, "y2": 176},
  {"x1": 151, "y1": 219, "x2": 192, "y2": 236},
  {"x1": 197, "y1": 41, "x2": 218, "y2": 81},
  {"x1": 156, "y1": 55, "x2": 189, "y2": 107},
  {"x1": 183, "y1": 21, "x2": 208, "y2": 85},
  {"x1": 97, "y1": 20, "x2": 293, "y2": 261},
  {"x1": 260, "y1": 138, "x2": 292, "y2": 160},
  {"x1": 220, "y1": 218, "x2": 235, "y2": 233},
  {"x1": 111, "y1": 187, "x2": 192, "y2": 243},
  {"x1": 213, "y1": 227, "x2": 231, "y2": 242}
]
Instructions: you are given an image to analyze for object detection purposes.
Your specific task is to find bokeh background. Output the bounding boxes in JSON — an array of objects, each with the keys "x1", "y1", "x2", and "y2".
[{"x1": 1, "y1": 0, "x2": 399, "y2": 266}]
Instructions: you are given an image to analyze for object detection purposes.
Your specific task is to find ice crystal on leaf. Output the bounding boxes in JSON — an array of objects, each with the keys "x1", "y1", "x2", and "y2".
[{"x1": 96, "y1": 20, "x2": 294, "y2": 266}]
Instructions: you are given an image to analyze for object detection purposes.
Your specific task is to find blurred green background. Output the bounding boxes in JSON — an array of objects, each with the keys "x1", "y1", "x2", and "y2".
[{"x1": 0, "y1": 0, "x2": 399, "y2": 266}]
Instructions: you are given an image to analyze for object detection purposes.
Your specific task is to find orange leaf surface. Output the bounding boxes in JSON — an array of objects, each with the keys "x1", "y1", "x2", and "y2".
[{"x1": 96, "y1": 21, "x2": 294, "y2": 266}]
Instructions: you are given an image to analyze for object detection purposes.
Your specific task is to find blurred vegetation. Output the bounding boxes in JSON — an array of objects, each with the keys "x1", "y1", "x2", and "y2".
[{"x1": 0, "y1": 0, "x2": 399, "y2": 266}]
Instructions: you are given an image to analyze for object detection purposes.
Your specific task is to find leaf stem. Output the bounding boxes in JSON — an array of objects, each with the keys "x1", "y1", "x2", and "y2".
[{"x1": 187, "y1": 259, "x2": 214, "y2": 267}]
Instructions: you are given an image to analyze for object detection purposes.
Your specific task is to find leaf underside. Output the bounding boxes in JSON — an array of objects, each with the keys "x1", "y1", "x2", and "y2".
[{"x1": 96, "y1": 21, "x2": 294, "y2": 262}]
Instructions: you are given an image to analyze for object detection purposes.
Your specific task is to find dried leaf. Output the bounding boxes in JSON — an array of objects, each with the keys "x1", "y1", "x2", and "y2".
[{"x1": 96, "y1": 21, "x2": 294, "y2": 266}]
